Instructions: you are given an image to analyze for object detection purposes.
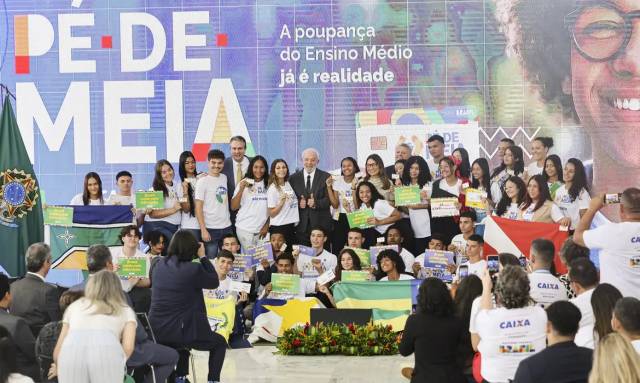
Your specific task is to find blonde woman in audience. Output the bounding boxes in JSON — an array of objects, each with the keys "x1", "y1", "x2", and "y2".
[
  {"x1": 51, "y1": 271, "x2": 136, "y2": 383},
  {"x1": 588, "y1": 333, "x2": 640, "y2": 383}
]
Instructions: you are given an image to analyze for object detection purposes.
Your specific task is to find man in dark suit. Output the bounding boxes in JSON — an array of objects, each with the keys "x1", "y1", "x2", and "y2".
[
  {"x1": 513, "y1": 301, "x2": 593, "y2": 383},
  {"x1": 289, "y1": 148, "x2": 333, "y2": 246},
  {"x1": 384, "y1": 143, "x2": 412, "y2": 178},
  {"x1": 70, "y1": 244, "x2": 178, "y2": 383},
  {"x1": 9, "y1": 243, "x2": 61, "y2": 336},
  {"x1": 0, "y1": 273, "x2": 39, "y2": 379},
  {"x1": 221, "y1": 135, "x2": 251, "y2": 224}
]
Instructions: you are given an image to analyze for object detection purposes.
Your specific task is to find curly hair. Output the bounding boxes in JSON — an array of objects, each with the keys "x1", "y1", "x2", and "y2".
[{"x1": 495, "y1": 265, "x2": 532, "y2": 309}]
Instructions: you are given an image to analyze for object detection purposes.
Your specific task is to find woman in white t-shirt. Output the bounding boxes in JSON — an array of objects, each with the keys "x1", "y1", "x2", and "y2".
[
  {"x1": 144, "y1": 160, "x2": 183, "y2": 244},
  {"x1": 524, "y1": 137, "x2": 553, "y2": 181},
  {"x1": 476, "y1": 266, "x2": 547, "y2": 383},
  {"x1": 401, "y1": 156, "x2": 433, "y2": 255},
  {"x1": 492, "y1": 176, "x2": 527, "y2": 220},
  {"x1": 177, "y1": 150, "x2": 202, "y2": 236},
  {"x1": 69, "y1": 172, "x2": 105, "y2": 205},
  {"x1": 326, "y1": 157, "x2": 360, "y2": 252},
  {"x1": 354, "y1": 181, "x2": 401, "y2": 248},
  {"x1": 470, "y1": 158, "x2": 493, "y2": 225},
  {"x1": 430, "y1": 157, "x2": 466, "y2": 243},
  {"x1": 542, "y1": 154, "x2": 564, "y2": 200},
  {"x1": 377, "y1": 249, "x2": 415, "y2": 281},
  {"x1": 554, "y1": 158, "x2": 591, "y2": 231},
  {"x1": 52, "y1": 270, "x2": 137, "y2": 383},
  {"x1": 267, "y1": 159, "x2": 299, "y2": 247},
  {"x1": 232, "y1": 155, "x2": 270, "y2": 250},
  {"x1": 490, "y1": 146, "x2": 525, "y2": 203}
]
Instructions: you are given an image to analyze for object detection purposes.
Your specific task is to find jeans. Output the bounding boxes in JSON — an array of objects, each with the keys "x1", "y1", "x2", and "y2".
[
  {"x1": 188, "y1": 227, "x2": 233, "y2": 258},
  {"x1": 175, "y1": 332, "x2": 227, "y2": 382}
]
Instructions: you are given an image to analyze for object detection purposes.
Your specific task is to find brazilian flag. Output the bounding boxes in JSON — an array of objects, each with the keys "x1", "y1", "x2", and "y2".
[{"x1": 0, "y1": 95, "x2": 44, "y2": 277}]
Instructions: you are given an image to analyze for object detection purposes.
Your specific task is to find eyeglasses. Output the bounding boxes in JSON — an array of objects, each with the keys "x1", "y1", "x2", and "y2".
[{"x1": 565, "y1": 4, "x2": 640, "y2": 62}]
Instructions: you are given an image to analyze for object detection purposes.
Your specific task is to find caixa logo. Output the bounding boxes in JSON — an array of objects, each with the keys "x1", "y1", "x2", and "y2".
[
  {"x1": 631, "y1": 236, "x2": 640, "y2": 243},
  {"x1": 499, "y1": 319, "x2": 531, "y2": 329}
]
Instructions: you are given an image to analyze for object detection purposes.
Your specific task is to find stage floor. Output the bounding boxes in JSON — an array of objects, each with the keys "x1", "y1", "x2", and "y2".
[{"x1": 190, "y1": 345, "x2": 413, "y2": 382}]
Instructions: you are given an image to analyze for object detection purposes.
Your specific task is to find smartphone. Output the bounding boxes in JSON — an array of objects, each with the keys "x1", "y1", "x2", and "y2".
[
  {"x1": 458, "y1": 265, "x2": 469, "y2": 279},
  {"x1": 604, "y1": 193, "x2": 621, "y2": 204},
  {"x1": 487, "y1": 255, "x2": 500, "y2": 274},
  {"x1": 519, "y1": 256, "x2": 528, "y2": 269}
]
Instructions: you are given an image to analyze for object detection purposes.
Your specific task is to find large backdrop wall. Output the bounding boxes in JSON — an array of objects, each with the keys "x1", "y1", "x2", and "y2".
[{"x1": 1, "y1": 0, "x2": 636, "y2": 203}]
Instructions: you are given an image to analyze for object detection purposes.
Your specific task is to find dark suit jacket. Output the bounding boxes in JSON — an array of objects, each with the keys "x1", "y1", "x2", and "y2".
[
  {"x1": 0, "y1": 309, "x2": 38, "y2": 379},
  {"x1": 384, "y1": 164, "x2": 396, "y2": 179},
  {"x1": 9, "y1": 273, "x2": 61, "y2": 336},
  {"x1": 149, "y1": 256, "x2": 219, "y2": 346},
  {"x1": 399, "y1": 313, "x2": 466, "y2": 383},
  {"x1": 513, "y1": 341, "x2": 593, "y2": 383},
  {"x1": 289, "y1": 168, "x2": 333, "y2": 235},
  {"x1": 222, "y1": 156, "x2": 251, "y2": 223}
]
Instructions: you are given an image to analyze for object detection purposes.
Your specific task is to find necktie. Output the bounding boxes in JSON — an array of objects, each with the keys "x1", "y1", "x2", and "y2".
[
  {"x1": 236, "y1": 162, "x2": 243, "y2": 186},
  {"x1": 306, "y1": 174, "x2": 311, "y2": 195}
]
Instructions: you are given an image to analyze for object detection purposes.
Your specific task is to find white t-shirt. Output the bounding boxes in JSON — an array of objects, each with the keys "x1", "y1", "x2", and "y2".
[
  {"x1": 112, "y1": 247, "x2": 150, "y2": 292},
  {"x1": 63, "y1": 297, "x2": 137, "y2": 338},
  {"x1": 408, "y1": 182, "x2": 432, "y2": 238},
  {"x1": 528, "y1": 270, "x2": 568, "y2": 308},
  {"x1": 180, "y1": 177, "x2": 200, "y2": 230},
  {"x1": 490, "y1": 169, "x2": 510, "y2": 204},
  {"x1": 331, "y1": 176, "x2": 356, "y2": 217},
  {"x1": 632, "y1": 340, "x2": 640, "y2": 354},
  {"x1": 439, "y1": 178, "x2": 462, "y2": 197},
  {"x1": 457, "y1": 259, "x2": 486, "y2": 280},
  {"x1": 476, "y1": 305, "x2": 547, "y2": 383},
  {"x1": 583, "y1": 222, "x2": 640, "y2": 299},
  {"x1": 371, "y1": 199, "x2": 396, "y2": 234},
  {"x1": 399, "y1": 248, "x2": 416, "y2": 271},
  {"x1": 69, "y1": 193, "x2": 103, "y2": 206},
  {"x1": 526, "y1": 162, "x2": 543, "y2": 177},
  {"x1": 426, "y1": 158, "x2": 442, "y2": 180},
  {"x1": 144, "y1": 182, "x2": 182, "y2": 226},
  {"x1": 499, "y1": 202, "x2": 520, "y2": 220},
  {"x1": 107, "y1": 193, "x2": 134, "y2": 206},
  {"x1": 297, "y1": 249, "x2": 338, "y2": 279},
  {"x1": 266, "y1": 182, "x2": 299, "y2": 226},
  {"x1": 204, "y1": 276, "x2": 238, "y2": 301},
  {"x1": 553, "y1": 185, "x2": 591, "y2": 230},
  {"x1": 571, "y1": 288, "x2": 595, "y2": 349},
  {"x1": 234, "y1": 179, "x2": 269, "y2": 233},
  {"x1": 380, "y1": 273, "x2": 415, "y2": 281},
  {"x1": 194, "y1": 174, "x2": 231, "y2": 229},
  {"x1": 450, "y1": 234, "x2": 468, "y2": 255},
  {"x1": 7, "y1": 374, "x2": 34, "y2": 383}
]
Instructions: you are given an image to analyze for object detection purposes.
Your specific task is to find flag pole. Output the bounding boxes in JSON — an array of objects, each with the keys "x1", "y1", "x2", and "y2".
[{"x1": 0, "y1": 84, "x2": 15, "y2": 100}]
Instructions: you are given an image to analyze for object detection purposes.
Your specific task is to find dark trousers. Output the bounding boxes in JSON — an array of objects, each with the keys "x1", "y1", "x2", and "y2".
[
  {"x1": 128, "y1": 342, "x2": 179, "y2": 383},
  {"x1": 269, "y1": 223, "x2": 296, "y2": 249},
  {"x1": 362, "y1": 228, "x2": 380, "y2": 249},
  {"x1": 187, "y1": 227, "x2": 233, "y2": 259},
  {"x1": 330, "y1": 213, "x2": 350, "y2": 254},
  {"x1": 176, "y1": 332, "x2": 227, "y2": 382},
  {"x1": 414, "y1": 236, "x2": 430, "y2": 256}
]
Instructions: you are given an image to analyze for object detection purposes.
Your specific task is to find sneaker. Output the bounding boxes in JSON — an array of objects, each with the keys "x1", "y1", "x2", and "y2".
[{"x1": 401, "y1": 367, "x2": 413, "y2": 380}]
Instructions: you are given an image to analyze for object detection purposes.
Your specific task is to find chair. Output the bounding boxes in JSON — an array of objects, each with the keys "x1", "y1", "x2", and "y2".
[
  {"x1": 35, "y1": 321, "x2": 63, "y2": 382},
  {"x1": 130, "y1": 313, "x2": 157, "y2": 383}
]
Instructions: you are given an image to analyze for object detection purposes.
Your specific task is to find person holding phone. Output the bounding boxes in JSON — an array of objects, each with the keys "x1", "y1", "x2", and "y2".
[
  {"x1": 574, "y1": 188, "x2": 640, "y2": 299},
  {"x1": 455, "y1": 235, "x2": 486, "y2": 282}
]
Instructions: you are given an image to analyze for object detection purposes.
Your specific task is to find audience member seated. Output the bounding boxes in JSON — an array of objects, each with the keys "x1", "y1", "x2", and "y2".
[
  {"x1": 261, "y1": 253, "x2": 305, "y2": 300},
  {"x1": 112, "y1": 225, "x2": 151, "y2": 312},
  {"x1": 476, "y1": 266, "x2": 547, "y2": 383},
  {"x1": 412, "y1": 233, "x2": 447, "y2": 278},
  {"x1": 455, "y1": 234, "x2": 486, "y2": 281},
  {"x1": 0, "y1": 326, "x2": 34, "y2": 383},
  {"x1": 448, "y1": 210, "x2": 477, "y2": 256},
  {"x1": 528, "y1": 239, "x2": 568, "y2": 308},
  {"x1": 71, "y1": 244, "x2": 178, "y2": 383},
  {"x1": 9, "y1": 243, "x2": 61, "y2": 336},
  {"x1": 292, "y1": 227, "x2": 338, "y2": 299},
  {"x1": 143, "y1": 230, "x2": 167, "y2": 258},
  {"x1": 591, "y1": 283, "x2": 622, "y2": 343},
  {"x1": 220, "y1": 234, "x2": 257, "y2": 321},
  {"x1": 207, "y1": 250, "x2": 249, "y2": 304},
  {"x1": 452, "y1": 274, "x2": 482, "y2": 380},
  {"x1": 588, "y1": 333, "x2": 640, "y2": 383},
  {"x1": 612, "y1": 297, "x2": 640, "y2": 354},
  {"x1": 513, "y1": 301, "x2": 593, "y2": 383},
  {"x1": 557, "y1": 237, "x2": 591, "y2": 299},
  {"x1": 35, "y1": 290, "x2": 83, "y2": 383},
  {"x1": 256, "y1": 231, "x2": 285, "y2": 289},
  {"x1": 344, "y1": 227, "x2": 366, "y2": 250},
  {"x1": 569, "y1": 258, "x2": 599, "y2": 349},
  {"x1": 149, "y1": 230, "x2": 226, "y2": 383},
  {"x1": 378, "y1": 249, "x2": 414, "y2": 281},
  {"x1": 384, "y1": 224, "x2": 415, "y2": 270},
  {"x1": 0, "y1": 274, "x2": 38, "y2": 380},
  {"x1": 574, "y1": 187, "x2": 640, "y2": 299},
  {"x1": 333, "y1": 248, "x2": 365, "y2": 282},
  {"x1": 399, "y1": 278, "x2": 466, "y2": 383},
  {"x1": 51, "y1": 271, "x2": 137, "y2": 382}
]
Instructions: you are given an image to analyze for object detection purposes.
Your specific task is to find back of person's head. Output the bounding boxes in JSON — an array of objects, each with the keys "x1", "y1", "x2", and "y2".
[
  {"x1": 417, "y1": 277, "x2": 453, "y2": 317},
  {"x1": 454, "y1": 274, "x2": 482, "y2": 323},
  {"x1": 0, "y1": 274, "x2": 8, "y2": 301},
  {"x1": 588, "y1": 333, "x2": 640, "y2": 383},
  {"x1": 498, "y1": 253, "x2": 520, "y2": 267},
  {"x1": 0, "y1": 326, "x2": 18, "y2": 383},
  {"x1": 531, "y1": 238, "x2": 555, "y2": 269},
  {"x1": 217, "y1": 249, "x2": 235, "y2": 262},
  {"x1": 621, "y1": 187, "x2": 640, "y2": 216},
  {"x1": 495, "y1": 265, "x2": 531, "y2": 309},
  {"x1": 59, "y1": 290, "x2": 84, "y2": 314},
  {"x1": 546, "y1": 301, "x2": 581, "y2": 338},
  {"x1": 568, "y1": 258, "x2": 599, "y2": 289},
  {"x1": 85, "y1": 270, "x2": 127, "y2": 316},
  {"x1": 613, "y1": 297, "x2": 640, "y2": 337},
  {"x1": 559, "y1": 237, "x2": 590, "y2": 267},
  {"x1": 86, "y1": 244, "x2": 112, "y2": 273},
  {"x1": 25, "y1": 242, "x2": 51, "y2": 273},
  {"x1": 591, "y1": 283, "x2": 623, "y2": 340},
  {"x1": 167, "y1": 230, "x2": 200, "y2": 262}
]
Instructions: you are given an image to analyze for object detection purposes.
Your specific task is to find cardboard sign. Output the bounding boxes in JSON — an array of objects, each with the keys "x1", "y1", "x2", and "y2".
[
  {"x1": 292, "y1": 245, "x2": 316, "y2": 257},
  {"x1": 423, "y1": 250, "x2": 455, "y2": 283},
  {"x1": 430, "y1": 197, "x2": 459, "y2": 217},
  {"x1": 316, "y1": 269, "x2": 336, "y2": 286},
  {"x1": 341, "y1": 270, "x2": 370, "y2": 282},
  {"x1": 394, "y1": 186, "x2": 421, "y2": 206},
  {"x1": 44, "y1": 206, "x2": 73, "y2": 226},
  {"x1": 345, "y1": 247, "x2": 371, "y2": 268},
  {"x1": 245, "y1": 242, "x2": 273, "y2": 263},
  {"x1": 228, "y1": 255, "x2": 253, "y2": 282},
  {"x1": 135, "y1": 191, "x2": 164, "y2": 209},
  {"x1": 465, "y1": 188, "x2": 486, "y2": 209},
  {"x1": 347, "y1": 209, "x2": 374, "y2": 229},
  {"x1": 117, "y1": 257, "x2": 148, "y2": 278},
  {"x1": 369, "y1": 244, "x2": 400, "y2": 268},
  {"x1": 229, "y1": 281, "x2": 252, "y2": 294},
  {"x1": 271, "y1": 273, "x2": 301, "y2": 294}
]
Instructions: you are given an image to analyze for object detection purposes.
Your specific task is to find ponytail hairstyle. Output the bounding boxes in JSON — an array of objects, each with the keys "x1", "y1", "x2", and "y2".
[
  {"x1": 82, "y1": 172, "x2": 104, "y2": 206},
  {"x1": 533, "y1": 136, "x2": 554, "y2": 150}
]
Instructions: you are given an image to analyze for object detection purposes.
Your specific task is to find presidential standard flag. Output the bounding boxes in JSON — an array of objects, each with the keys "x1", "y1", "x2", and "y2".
[{"x1": 0, "y1": 96, "x2": 43, "y2": 277}]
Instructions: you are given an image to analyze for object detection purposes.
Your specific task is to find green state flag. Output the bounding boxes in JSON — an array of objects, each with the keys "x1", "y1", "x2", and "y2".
[{"x1": 0, "y1": 96, "x2": 44, "y2": 276}]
